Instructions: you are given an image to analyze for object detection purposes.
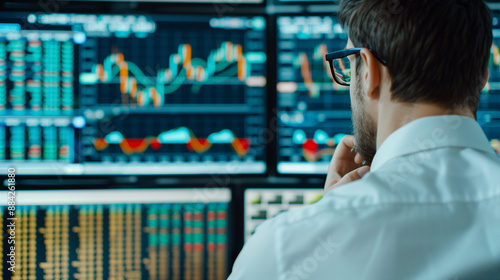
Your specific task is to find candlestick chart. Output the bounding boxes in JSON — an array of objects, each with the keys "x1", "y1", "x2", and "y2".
[
  {"x1": 80, "y1": 42, "x2": 266, "y2": 108},
  {"x1": 79, "y1": 16, "x2": 266, "y2": 112}
]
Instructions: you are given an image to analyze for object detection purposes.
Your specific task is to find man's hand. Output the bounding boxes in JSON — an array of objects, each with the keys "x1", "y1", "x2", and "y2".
[{"x1": 324, "y1": 135, "x2": 370, "y2": 193}]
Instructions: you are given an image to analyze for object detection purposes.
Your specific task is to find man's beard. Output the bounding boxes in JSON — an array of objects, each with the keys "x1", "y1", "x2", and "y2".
[{"x1": 352, "y1": 75, "x2": 377, "y2": 165}]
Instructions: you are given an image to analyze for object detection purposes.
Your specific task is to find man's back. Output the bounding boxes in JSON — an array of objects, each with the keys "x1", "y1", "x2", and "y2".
[{"x1": 229, "y1": 116, "x2": 500, "y2": 279}]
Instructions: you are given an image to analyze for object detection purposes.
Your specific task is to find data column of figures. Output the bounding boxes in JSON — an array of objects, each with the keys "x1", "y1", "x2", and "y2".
[
  {"x1": 276, "y1": 16, "x2": 351, "y2": 174},
  {"x1": 0, "y1": 202, "x2": 229, "y2": 280},
  {"x1": 77, "y1": 15, "x2": 267, "y2": 174},
  {"x1": 0, "y1": 30, "x2": 75, "y2": 113},
  {"x1": 0, "y1": 29, "x2": 83, "y2": 174}
]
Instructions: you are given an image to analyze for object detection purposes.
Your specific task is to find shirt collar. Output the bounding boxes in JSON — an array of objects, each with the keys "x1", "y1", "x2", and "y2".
[{"x1": 371, "y1": 115, "x2": 497, "y2": 171}]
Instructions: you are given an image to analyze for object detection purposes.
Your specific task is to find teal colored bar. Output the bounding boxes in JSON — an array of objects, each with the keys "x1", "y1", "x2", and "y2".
[
  {"x1": 159, "y1": 234, "x2": 169, "y2": 245},
  {"x1": 10, "y1": 126, "x2": 25, "y2": 160},
  {"x1": 246, "y1": 52, "x2": 267, "y2": 63},
  {"x1": 0, "y1": 126, "x2": 5, "y2": 160},
  {"x1": 217, "y1": 234, "x2": 227, "y2": 243},
  {"x1": 194, "y1": 221, "x2": 203, "y2": 228},
  {"x1": 194, "y1": 234, "x2": 203, "y2": 243},
  {"x1": 172, "y1": 233, "x2": 180, "y2": 245},
  {"x1": 208, "y1": 235, "x2": 215, "y2": 243},
  {"x1": 149, "y1": 234, "x2": 158, "y2": 246}
]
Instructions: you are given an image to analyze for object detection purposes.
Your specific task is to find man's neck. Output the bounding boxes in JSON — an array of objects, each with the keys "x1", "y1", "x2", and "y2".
[{"x1": 376, "y1": 102, "x2": 475, "y2": 150}]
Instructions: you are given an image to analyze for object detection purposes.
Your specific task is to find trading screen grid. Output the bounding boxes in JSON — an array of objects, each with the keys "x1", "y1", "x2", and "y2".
[{"x1": 0, "y1": 13, "x2": 267, "y2": 175}]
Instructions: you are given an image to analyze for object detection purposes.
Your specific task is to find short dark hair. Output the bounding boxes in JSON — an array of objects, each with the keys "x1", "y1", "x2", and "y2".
[{"x1": 338, "y1": 0, "x2": 492, "y2": 111}]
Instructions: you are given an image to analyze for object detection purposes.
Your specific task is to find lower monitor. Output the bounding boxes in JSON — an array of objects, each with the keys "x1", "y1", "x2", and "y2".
[{"x1": 1, "y1": 188, "x2": 231, "y2": 280}]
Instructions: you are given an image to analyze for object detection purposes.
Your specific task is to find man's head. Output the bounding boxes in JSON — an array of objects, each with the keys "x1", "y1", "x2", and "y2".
[{"x1": 337, "y1": 0, "x2": 492, "y2": 164}]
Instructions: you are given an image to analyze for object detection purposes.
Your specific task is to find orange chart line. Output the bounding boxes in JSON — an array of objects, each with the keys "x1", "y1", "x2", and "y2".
[
  {"x1": 298, "y1": 44, "x2": 338, "y2": 98},
  {"x1": 93, "y1": 137, "x2": 251, "y2": 158},
  {"x1": 303, "y1": 148, "x2": 336, "y2": 162}
]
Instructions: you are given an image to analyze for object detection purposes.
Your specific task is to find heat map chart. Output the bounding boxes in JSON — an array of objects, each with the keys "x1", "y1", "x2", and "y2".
[{"x1": 276, "y1": 16, "x2": 352, "y2": 174}]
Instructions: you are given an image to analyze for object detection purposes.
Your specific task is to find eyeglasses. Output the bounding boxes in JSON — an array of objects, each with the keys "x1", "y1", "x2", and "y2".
[{"x1": 325, "y1": 48, "x2": 387, "y2": 86}]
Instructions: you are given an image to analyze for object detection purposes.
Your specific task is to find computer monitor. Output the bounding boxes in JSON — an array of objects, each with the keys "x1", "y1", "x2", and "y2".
[
  {"x1": 0, "y1": 13, "x2": 267, "y2": 175},
  {"x1": 276, "y1": 15, "x2": 500, "y2": 175},
  {"x1": 276, "y1": 15, "x2": 351, "y2": 174},
  {"x1": 482, "y1": 12, "x2": 500, "y2": 156},
  {"x1": 0, "y1": 188, "x2": 231, "y2": 279},
  {"x1": 244, "y1": 188, "x2": 324, "y2": 242}
]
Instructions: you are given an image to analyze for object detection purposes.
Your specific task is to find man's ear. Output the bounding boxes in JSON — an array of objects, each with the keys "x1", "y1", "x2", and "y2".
[{"x1": 359, "y1": 48, "x2": 382, "y2": 101}]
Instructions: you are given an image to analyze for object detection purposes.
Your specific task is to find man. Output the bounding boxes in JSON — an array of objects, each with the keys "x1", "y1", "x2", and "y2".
[{"x1": 228, "y1": 0, "x2": 500, "y2": 279}]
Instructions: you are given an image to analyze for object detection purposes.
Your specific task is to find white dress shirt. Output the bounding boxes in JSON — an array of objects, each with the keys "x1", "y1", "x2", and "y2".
[{"x1": 229, "y1": 115, "x2": 500, "y2": 280}]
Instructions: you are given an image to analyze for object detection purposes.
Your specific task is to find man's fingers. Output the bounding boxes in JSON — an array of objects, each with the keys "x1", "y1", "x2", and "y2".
[
  {"x1": 325, "y1": 166, "x2": 370, "y2": 193},
  {"x1": 340, "y1": 135, "x2": 355, "y2": 150},
  {"x1": 354, "y1": 153, "x2": 363, "y2": 165},
  {"x1": 356, "y1": 166, "x2": 370, "y2": 178},
  {"x1": 333, "y1": 135, "x2": 357, "y2": 162},
  {"x1": 339, "y1": 166, "x2": 370, "y2": 185}
]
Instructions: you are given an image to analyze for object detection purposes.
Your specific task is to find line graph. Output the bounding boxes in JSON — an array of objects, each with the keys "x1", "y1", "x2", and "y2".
[
  {"x1": 93, "y1": 127, "x2": 250, "y2": 157},
  {"x1": 80, "y1": 42, "x2": 266, "y2": 107}
]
